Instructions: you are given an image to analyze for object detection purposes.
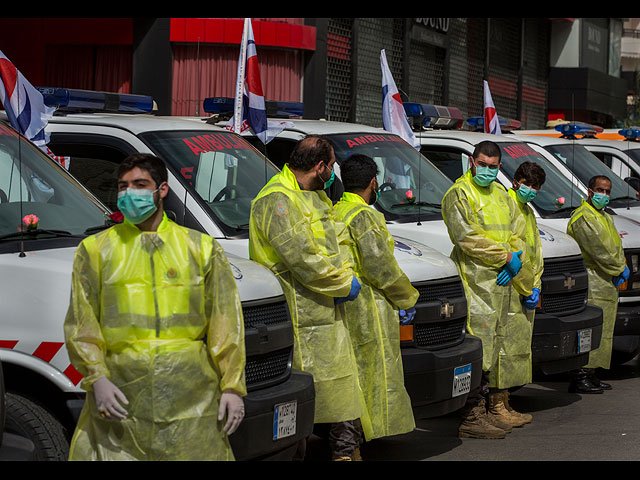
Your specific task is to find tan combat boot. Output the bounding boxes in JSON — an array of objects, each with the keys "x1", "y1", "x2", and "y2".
[
  {"x1": 503, "y1": 391, "x2": 533, "y2": 425},
  {"x1": 487, "y1": 392, "x2": 526, "y2": 428},
  {"x1": 484, "y1": 395, "x2": 514, "y2": 432},
  {"x1": 458, "y1": 400, "x2": 507, "y2": 439}
]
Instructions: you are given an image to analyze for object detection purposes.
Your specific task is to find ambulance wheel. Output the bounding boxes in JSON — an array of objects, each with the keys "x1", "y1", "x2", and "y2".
[
  {"x1": 610, "y1": 346, "x2": 640, "y2": 367},
  {"x1": 4, "y1": 393, "x2": 69, "y2": 461}
]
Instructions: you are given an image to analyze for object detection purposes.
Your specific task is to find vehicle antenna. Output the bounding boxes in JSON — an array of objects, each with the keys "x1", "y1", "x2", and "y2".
[
  {"x1": 570, "y1": 93, "x2": 575, "y2": 211},
  {"x1": 417, "y1": 119, "x2": 422, "y2": 226},
  {"x1": 195, "y1": 37, "x2": 200, "y2": 116},
  {"x1": 17, "y1": 87, "x2": 26, "y2": 257}
]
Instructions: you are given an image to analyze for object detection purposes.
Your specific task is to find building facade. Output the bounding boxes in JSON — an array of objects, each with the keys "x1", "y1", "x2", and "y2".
[{"x1": 0, "y1": 17, "x2": 631, "y2": 129}]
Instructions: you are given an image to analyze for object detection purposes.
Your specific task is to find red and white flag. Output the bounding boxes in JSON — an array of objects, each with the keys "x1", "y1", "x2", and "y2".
[
  {"x1": 483, "y1": 80, "x2": 501, "y2": 135},
  {"x1": 381, "y1": 49, "x2": 419, "y2": 150}
]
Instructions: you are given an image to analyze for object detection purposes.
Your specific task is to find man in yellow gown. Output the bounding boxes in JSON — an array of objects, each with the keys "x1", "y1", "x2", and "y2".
[{"x1": 64, "y1": 154, "x2": 246, "y2": 460}]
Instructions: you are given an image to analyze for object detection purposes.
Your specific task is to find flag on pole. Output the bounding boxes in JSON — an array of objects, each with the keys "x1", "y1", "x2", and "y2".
[
  {"x1": 0, "y1": 50, "x2": 56, "y2": 147},
  {"x1": 483, "y1": 80, "x2": 501, "y2": 135},
  {"x1": 381, "y1": 49, "x2": 419, "y2": 150},
  {"x1": 227, "y1": 18, "x2": 269, "y2": 144},
  {"x1": 0, "y1": 50, "x2": 71, "y2": 168}
]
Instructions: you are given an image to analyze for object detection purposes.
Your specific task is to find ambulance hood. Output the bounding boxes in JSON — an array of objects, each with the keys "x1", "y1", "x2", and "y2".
[
  {"x1": 218, "y1": 236, "x2": 459, "y2": 284},
  {"x1": 385, "y1": 219, "x2": 582, "y2": 260}
]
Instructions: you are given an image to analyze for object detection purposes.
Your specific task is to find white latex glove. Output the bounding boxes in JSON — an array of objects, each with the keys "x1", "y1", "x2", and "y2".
[
  {"x1": 218, "y1": 390, "x2": 245, "y2": 435},
  {"x1": 93, "y1": 375, "x2": 129, "y2": 421}
]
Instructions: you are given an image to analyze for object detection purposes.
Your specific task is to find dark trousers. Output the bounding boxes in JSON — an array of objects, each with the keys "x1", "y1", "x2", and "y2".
[{"x1": 308, "y1": 419, "x2": 363, "y2": 459}]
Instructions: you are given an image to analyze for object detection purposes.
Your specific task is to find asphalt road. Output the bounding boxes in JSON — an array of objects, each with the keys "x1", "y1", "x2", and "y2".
[{"x1": 304, "y1": 354, "x2": 640, "y2": 461}]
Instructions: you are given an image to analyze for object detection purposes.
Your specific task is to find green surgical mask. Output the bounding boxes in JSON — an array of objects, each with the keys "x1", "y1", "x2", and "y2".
[
  {"x1": 117, "y1": 187, "x2": 159, "y2": 224},
  {"x1": 516, "y1": 184, "x2": 538, "y2": 203},
  {"x1": 591, "y1": 191, "x2": 610, "y2": 210},
  {"x1": 472, "y1": 165, "x2": 499, "y2": 187},
  {"x1": 320, "y1": 166, "x2": 335, "y2": 189}
]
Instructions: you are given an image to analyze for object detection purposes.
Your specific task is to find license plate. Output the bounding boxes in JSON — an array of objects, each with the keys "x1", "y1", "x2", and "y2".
[
  {"x1": 452, "y1": 364, "x2": 472, "y2": 397},
  {"x1": 273, "y1": 401, "x2": 297, "y2": 440},
  {"x1": 578, "y1": 328, "x2": 592, "y2": 353}
]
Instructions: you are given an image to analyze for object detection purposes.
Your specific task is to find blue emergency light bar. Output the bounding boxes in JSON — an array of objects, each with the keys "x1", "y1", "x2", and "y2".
[
  {"x1": 618, "y1": 127, "x2": 640, "y2": 141},
  {"x1": 466, "y1": 116, "x2": 522, "y2": 133},
  {"x1": 554, "y1": 122, "x2": 603, "y2": 138},
  {"x1": 203, "y1": 97, "x2": 304, "y2": 118},
  {"x1": 403, "y1": 103, "x2": 464, "y2": 130},
  {"x1": 202, "y1": 97, "x2": 235, "y2": 114},
  {"x1": 37, "y1": 87, "x2": 154, "y2": 114}
]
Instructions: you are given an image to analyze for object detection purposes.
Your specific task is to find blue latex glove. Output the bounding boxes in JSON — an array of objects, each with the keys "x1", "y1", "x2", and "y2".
[
  {"x1": 523, "y1": 288, "x2": 540, "y2": 310},
  {"x1": 613, "y1": 265, "x2": 630, "y2": 286},
  {"x1": 399, "y1": 307, "x2": 416, "y2": 325},
  {"x1": 496, "y1": 268, "x2": 513, "y2": 286},
  {"x1": 503, "y1": 250, "x2": 523, "y2": 277},
  {"x1": 335, "y1": 276, "x2": 361, "y2": 305}
]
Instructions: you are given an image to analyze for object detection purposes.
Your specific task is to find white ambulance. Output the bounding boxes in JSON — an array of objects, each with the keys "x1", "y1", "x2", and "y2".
[{"x1": 0, "y1": 96, "x2": 316, "y2": 460}]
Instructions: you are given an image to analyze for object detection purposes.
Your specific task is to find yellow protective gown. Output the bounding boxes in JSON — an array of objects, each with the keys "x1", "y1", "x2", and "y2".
[
  {"x1": 249, "y1": 164, "x2": 362, "y2": 424},
  {"x1": 566, "y1": 200, "x2": 626, "y2": 370},
  {"x1": 333, "y1": 192, "x2": 418, "y2": 441},
  {"x1": 441, "y1": 170, "x2": 529, "y2": 387},
  {"x1": 64, "y1": 212, "x2": 246, "y2": 461},
  {"x1": 491, "y1": 188, "x2": 545, "y2": 388}
]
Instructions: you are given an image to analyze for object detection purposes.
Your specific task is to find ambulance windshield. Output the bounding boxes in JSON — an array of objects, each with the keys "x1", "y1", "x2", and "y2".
[
  {"x1": 328, "y1": 133, "x2": 452, "y2": 222},
  {"x1": 544, "y1": 143, "x2": 640, "y2": 208},
  {"x1": 498, "y1": 142, "x2": 586, "y2": 217},
  {"x1": 140, "y1": 130, "x2": 278, "y2": 231},
  {"x1": 0, "y1": 122, "x2": 108, "y2": 242}
]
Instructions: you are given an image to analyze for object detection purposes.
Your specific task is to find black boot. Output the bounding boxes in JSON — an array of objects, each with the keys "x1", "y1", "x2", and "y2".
[
  {"x1": 568, "y1": 369, "x2": 604, "y2": 394},
  {"x1": 586, "y1": 368, "x2": 612, "y2": 390}
]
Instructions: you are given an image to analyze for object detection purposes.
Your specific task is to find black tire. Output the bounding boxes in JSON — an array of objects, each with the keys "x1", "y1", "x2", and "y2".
[
  {"x1": 4, "y1": 393, "x2": 69, "y2": 461},
  {"x1": 611, "y1": 346, "x2": 640, "y2": 367}
]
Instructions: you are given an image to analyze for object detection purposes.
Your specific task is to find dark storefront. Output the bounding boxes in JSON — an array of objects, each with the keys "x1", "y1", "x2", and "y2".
[
  {"x1": 303, "y1": 18, "x2": 552, "y2": 129},
  {"x1": 0, "y1": 18, "x2": 628, "y2": 128}
]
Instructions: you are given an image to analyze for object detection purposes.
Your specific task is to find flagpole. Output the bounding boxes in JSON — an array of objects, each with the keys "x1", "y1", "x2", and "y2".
[{"x1": 232, "y1": 19, "x2": 250, "y2": 134}]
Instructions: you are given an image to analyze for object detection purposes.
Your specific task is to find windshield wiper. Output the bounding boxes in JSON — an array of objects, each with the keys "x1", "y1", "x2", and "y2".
[
  {"x1": 391, "y1": 201, "x2": 441, "y2": 209},
  {"x1": 610, "y1": 196, "x2": 639, "y2": 202},
  {"x1": 0, "y1": 229, "x2": 76, "y2": 242},
  {"x1": 84, "y1": 223, "x2": 115, "y2": 234}
]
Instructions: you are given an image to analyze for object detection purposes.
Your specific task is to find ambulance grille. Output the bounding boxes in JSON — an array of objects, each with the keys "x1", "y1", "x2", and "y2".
[
  {"x1": 414, "y1": 318, "x2": 466, "y2": 349},
  {"x1": 242, "y1": 301, "x2": 291, "y2": 329},
  {"x1": 244, "y1": 347, "x2": 292, "y2": 387},
  {"x1": 414, "y1": 280, "x2": 465, "y2": 304},
  {"x1": 542, "y1": 256, "x2": 586, "y2": 277},
  {"x1": 541, "y1": 290, "x2": 587, "y2": 315}
]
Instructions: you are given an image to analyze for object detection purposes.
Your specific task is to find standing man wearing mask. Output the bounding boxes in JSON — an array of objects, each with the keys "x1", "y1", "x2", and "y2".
[
  {"x1": 333, "y1": 154, "x2": 418, "y2": 450},
  {"x1": 64, "y1": 154, "x2": 246, "y2": 460},
  {"x1": 566, "y1": 175, "x2": 629, "y2": 394},
  {"x1": 249, "y1": 136, "x2": 363, "y2": 461},
  {"x1": 441, "y1": 140, "x2": 528, "y2": 439},
  {"x1": 491, "y1": 161, "x2": 547, "y2": 427}
]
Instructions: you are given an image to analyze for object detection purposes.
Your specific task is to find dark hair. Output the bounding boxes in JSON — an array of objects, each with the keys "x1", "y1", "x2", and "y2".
[
  {"x1": 117, "y1": 153, "x2": 168, "y2": 188},
  {"x1": 472, "y1": 140, "x2": 502, "y2": 162},
  {"x1": 513, "y1": 161, "x2": 546, "y2": 189},
  {"x1": 588, "y1": 175, "x2": 611, "y2": 190},
  {"x1": 289, "y1": 135, "x2": 334, "y2": 172},
  {"x1": 341, "y1": 154, "x2": 379, "y2": 192}
]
